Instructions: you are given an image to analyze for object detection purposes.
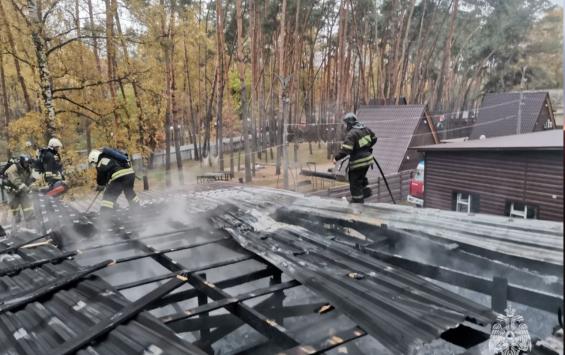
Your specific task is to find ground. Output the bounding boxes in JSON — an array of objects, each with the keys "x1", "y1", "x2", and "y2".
[{"x1": 134, "y1": 142, "x2": 345, "y2": 192}]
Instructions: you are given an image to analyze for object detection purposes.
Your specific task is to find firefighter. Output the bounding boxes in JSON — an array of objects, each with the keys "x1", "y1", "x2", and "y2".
[
  {"x1": 333, "y1": 112, "x2": 377, "y2": 203},
  {"x1": 88, "y1": 148, "x2": 140, "y2": 214},
  {"x1": 3, "y1": 155, "x2": 35, "y2": 223},
  {"x1": 40, "y1": 138, "x2": 65, "y2": 188}
]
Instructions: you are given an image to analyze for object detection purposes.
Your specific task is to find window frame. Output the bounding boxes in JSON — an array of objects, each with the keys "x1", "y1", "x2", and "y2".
[
  {"x1": 452, "y1": 191, "x2": 480, "y2": 214},
  {"x1": 455, "y1": 192, "x2": 471, "y2": 213},
  {"x1": 506, "y1": 200, "x2": 538, "y2": 219}
]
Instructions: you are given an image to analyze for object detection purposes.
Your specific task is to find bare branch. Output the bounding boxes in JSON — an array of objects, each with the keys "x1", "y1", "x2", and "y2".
[
  {"x1": 54, "y1": 95, "x2": 126, "y2": 119},
  {"x1": 46, "y1": 26, "x2": 79, "y2": 42},
  {"x1": 1, "y1": 48, "x2": 35, "y2": 68},
  {"x1": 8, "y1": 0, "x2": 31, "y2": 27},
  {"x1": 46, "y1": 35, "x2": 107, "y2": 56},
  {"x1": 42, "y1": 0, "x2": 63, "y2": 24},
  {"x1": 55, "y1": 109, "x2": 100, "y2": 124},
  {"x1": 53, "y1": 95, "x2": 102, "y2": 116},
  {"x1": 52, "y1": 74, "x2": 137, "y2": 93}
]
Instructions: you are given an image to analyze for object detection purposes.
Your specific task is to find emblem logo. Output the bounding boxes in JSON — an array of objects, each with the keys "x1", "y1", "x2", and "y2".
[{"x1": 489, "y1": 306, "x2": 531, "y2": 355}]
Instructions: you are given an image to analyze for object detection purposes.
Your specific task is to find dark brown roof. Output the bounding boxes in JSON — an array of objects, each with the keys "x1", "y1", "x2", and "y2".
[
  {"x1": 470, "y1": 91, "x2": 554, "y2": 139},
  {"x1": 357, "y1": 105, "x2": 438, "y2": 175},
  {"x1": 417, "y1": 129, "x2": 562, "y2": 151}
]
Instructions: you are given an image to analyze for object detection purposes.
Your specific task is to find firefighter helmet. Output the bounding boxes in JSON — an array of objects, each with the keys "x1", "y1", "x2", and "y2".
[
  {"x1": 343, "y1": 112, "x2": 358, "y2": 129},
  {"x1": 18, "y1": 155, "x2": 31, "y2": 170},
  {"x1": 88, "y1": 149, "x2": 102, "y2": 165},
  {"x1": 48, "y1": 138, "x2": 63, "y2": 150}
]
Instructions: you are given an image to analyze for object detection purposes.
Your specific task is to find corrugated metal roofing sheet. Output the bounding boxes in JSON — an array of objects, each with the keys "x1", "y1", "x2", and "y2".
[
  {"x1": 417, "y1": 129, "x2": 563, "y2": 151},
  {"x1": 0, "y1": 239, "x2": 205, "y2": 355},
  {"x1": 470, "y1": 92, "x2": 552, "y2": 139}
]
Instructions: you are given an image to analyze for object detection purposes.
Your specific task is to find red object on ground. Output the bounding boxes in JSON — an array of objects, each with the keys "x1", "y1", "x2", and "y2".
[{"x1": 46, "y1": 183, "x2": 67, "y2": 197}]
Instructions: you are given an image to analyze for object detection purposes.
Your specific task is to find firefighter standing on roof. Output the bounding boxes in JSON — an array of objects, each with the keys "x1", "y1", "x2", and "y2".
[
  {"x1": 334, "y1": 112, "x2": 377, "y2": 203},
  {"x1": 3, "y1": 155, "x2": 35, "y2": 223},
  {"x1": 41, "y1": 138, "x2": 64, "y2": 188},
  {"x1": 88, "y1": 149, "x2": 140, "y2": 214}
]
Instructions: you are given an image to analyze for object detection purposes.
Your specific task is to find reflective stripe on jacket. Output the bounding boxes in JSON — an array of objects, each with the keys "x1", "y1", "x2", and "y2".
[
  {"x1": 335, "y1": 124, "x2": 377, "y2": 170},
  {"x1": 96, "y1": 156, "x2": 134, "y2": 186}
]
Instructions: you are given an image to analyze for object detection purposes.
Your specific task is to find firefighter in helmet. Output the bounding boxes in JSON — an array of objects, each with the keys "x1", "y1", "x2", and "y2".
[
  {"x1": 333, "y1": 112, "x2": 377, "y2": 203},
  {"x1": 3, "y1": 155, "x2": 35, "y2": 223},
  {"x1": 41, "y1": 138, "x2": 64, "y2": 188},
  {"x1": 88, "y1": 148, "x2": 140, "y2": 214}
]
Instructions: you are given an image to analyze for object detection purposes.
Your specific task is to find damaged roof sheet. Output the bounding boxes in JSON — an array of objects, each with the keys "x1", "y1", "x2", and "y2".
[{"x1": 3, "y1": 184, "x2": 562, "y2": 354}]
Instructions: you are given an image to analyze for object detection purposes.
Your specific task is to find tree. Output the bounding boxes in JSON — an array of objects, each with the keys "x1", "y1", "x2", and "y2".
[{"x1": 236, "y1": 0, "x2": 251, "y2": 183}]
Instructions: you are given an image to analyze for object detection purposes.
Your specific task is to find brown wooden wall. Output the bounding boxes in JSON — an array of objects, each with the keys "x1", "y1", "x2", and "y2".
[{"x1": 423, "y1": 150, "x2": 564, "y2": 221}]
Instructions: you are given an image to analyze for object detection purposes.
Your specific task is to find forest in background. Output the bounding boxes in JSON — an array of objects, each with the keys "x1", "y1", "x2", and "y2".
[{"x1": 0, "y1": 0, "x2": 562, "y2": 186}]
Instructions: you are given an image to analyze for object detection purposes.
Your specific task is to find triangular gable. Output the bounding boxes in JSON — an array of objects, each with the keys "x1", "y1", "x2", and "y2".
[
  {"x1": 400, "y1": 106, "x2": 439, "y2": 172},
  {"x1": 356, "y1": 105, "x2": 430, "y2": 176},
  {"x1": 533, "y1": 93, "x2": 557, "y2": 130},
  {"x1": 470, "y1": 92, "x2": 551, "y2": 139}
]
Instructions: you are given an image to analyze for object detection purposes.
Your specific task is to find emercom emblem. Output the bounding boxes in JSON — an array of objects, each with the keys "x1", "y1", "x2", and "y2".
[{"x1": 489, "y1": 306, "x2": 531, "y2": 355}]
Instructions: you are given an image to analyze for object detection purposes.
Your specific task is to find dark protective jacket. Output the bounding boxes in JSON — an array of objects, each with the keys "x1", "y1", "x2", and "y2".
[
  {"x1": 96, "y1": 155, "x2": 134, "y2": 186},
  {"x1": 335, "y1": 123, "x2": 377, "y2": 170},
  {"x1": 42, "y1": 149, "x2": 64, "y2": 185}
]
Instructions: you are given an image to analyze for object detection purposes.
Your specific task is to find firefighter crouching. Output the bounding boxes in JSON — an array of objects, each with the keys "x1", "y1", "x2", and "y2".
[
  {"x1": 88, "y1": 148, "x2": 140, "y2": 214},
  {"x1": 2, "y1": 155, "x2": 35, "y2": 223},
  {"x1": 333, "y1": 112, "x2": 377, "y2": 204}
]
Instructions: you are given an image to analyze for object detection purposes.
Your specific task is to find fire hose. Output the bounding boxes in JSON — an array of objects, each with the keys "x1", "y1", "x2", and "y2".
[{"x1": 337, "y1": 156, "x2": 396, "y2": 204}]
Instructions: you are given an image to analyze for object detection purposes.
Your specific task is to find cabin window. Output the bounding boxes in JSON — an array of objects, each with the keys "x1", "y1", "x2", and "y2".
[
  {"x1": 452, "y1": 192, "x2": 480, "y2": 213},
  {"x1": 543, "y1": 119, "x2": 553, "y2": 129},
  {"x1": 505, "y1": 201, "x2": 538, "y2": 219}
]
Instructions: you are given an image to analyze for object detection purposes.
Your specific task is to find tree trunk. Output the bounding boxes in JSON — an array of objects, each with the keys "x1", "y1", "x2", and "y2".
[
  {"x1": 86, "y1": 0, "x2": 102, "y2": 73},
  {"x1": 182, "y1": 33, "x2": 199, "y2": 161},
  {"x1": 75, "y1": 0, "x2": 92, "y2": 154},
  {"x1": 105, "y1": 0, "x2": 120, "y2": 144},
  {"x1": 236, "y1": 0, "x2": 252, "y2": 183},
  {"x1": 408, "y1": 0, "x2": 428, "y2": 103},
  {"x1": 276, "y1": 0, "x2": 287, "y2": 177},
  {"x1": 0, "y1": 1, "x2": 32, "y2": 112},
  {"x1": 203, "y1": 67, "x2": 218, "y2": 165},
  {"x1": 215, "y1": 0, "x2": 226, "y2": 171},
  {"x1": 393, "y1": 0, "x2": 416, "y2": 103},
  {"x1": 333, "y1": 0, "x2": 347, "y2": 156},
  {"x1": 115, "y1": 8, "x2": 149, "y2": 189},
  {"x1": 172, "y1": 61, "x2": 184, "y2": 185},
  {"x1": 28, "y1": 0, "x2": 56, "y2": 139},
  {"x1": 249, "y1": 0, "x2": 258, "y2": 175},
  {"x1": 161, "y1": 0, "x2": 173, "y2": 187},
  {"x1": 432, "y1": 0, "x2": 459, "y2": 112},
  {"x1": 0, "y1": 52, "x2": 11, "y2": 158}
]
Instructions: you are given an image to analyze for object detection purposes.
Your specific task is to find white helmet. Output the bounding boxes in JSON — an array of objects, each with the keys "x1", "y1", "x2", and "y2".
[
  {"x1": 88, "y1": 149, "x2": 102, "y2": 165},
  {"x1": 48, "y1": 138, "x2": 63, "y2": 149}
]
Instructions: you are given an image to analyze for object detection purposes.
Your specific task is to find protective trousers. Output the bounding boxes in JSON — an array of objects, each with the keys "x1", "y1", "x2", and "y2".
[
  {"x1": 8, "y1": 191, "x2": 34, "y2": 223},
  {"x1": 348, "y1": 166, "x2": 370, "y2": 203},
  {"x1": 100, "y1": 174, "x2": 140, "y2": 215}
]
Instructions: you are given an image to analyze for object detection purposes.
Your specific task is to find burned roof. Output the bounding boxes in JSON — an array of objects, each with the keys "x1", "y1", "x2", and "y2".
[
  {"x1": 417, "y1": 129, "x2": 563, "y2": 151},
  {"x1": 357, "y1": 105, "x2": 439, "y2": 175},
  {"x1": 0, "y1": 238, "x2": 205, "y2": 355},
  {"x1": 0, "y1": 184, "x2": 562, "y2": 354},
  {"x1": 470, "y1": 91, "x2": 555, "y2": 139}
]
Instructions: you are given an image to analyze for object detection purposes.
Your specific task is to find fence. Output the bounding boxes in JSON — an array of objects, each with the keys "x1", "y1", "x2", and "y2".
[
  {"x1": 131, "y1": 136, "x2": 246, "y2": 169},
  {"x1": 311, "y1": 169, "x2": 416, "y2": 204}
]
